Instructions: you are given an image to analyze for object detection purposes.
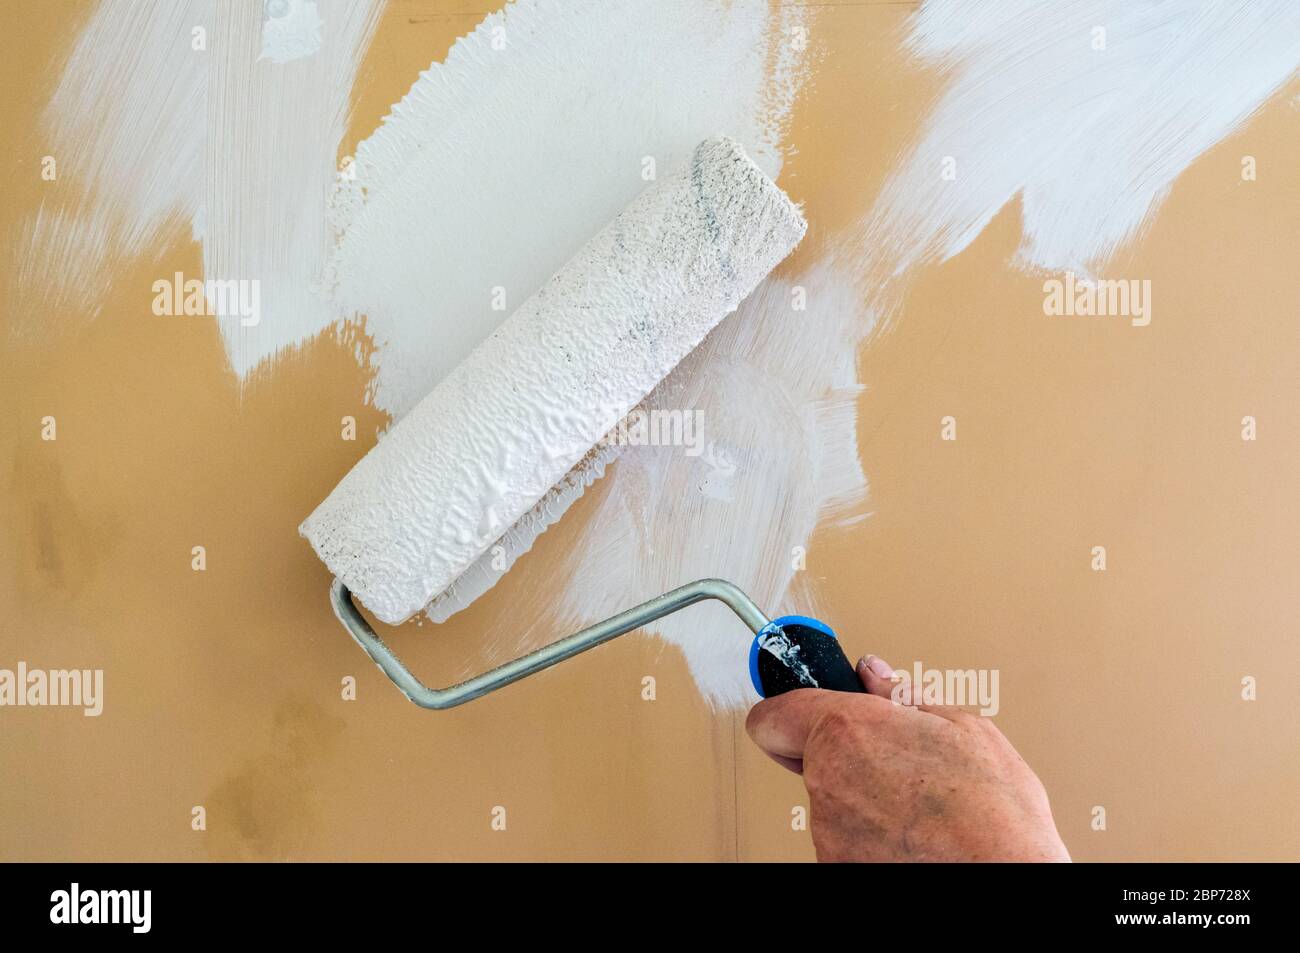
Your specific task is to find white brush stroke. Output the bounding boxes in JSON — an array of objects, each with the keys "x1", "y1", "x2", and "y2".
[
  {"x1": 22, "y1": 0, "x2": 208, "y2": 321},
  {"x1": 21, "y1": 0, "x2": 381, "y2": 373},
  {"x1": 260, "y1": 0, "x2": 324, "y2": 64},
  {"x1": 864, "y1": 0, "x2": 1300, "y2": 280},
  {"x1": 328, "y1": 0, "x2": 802, "y2": 418},
  {"x1": 205, "y1": 0, "x2": 380, "y2": 375}
]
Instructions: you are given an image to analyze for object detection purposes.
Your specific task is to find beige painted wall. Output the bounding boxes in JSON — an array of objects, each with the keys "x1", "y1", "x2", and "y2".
[{"x1": 2, "y1": 1, "x2": 1297, "y2": 861}]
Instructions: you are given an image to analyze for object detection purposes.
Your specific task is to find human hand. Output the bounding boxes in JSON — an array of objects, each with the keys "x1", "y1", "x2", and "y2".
[{"x1": 745, "y1": 655, "x2": 1070, "y2": 862}]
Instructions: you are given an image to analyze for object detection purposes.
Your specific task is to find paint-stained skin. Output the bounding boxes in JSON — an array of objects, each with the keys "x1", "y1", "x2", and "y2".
[{"x1": 797, "y1": 699, "x2": 1057, "y2": 862}]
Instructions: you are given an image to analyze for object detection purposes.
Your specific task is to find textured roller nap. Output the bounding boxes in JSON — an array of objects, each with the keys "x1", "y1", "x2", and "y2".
[{"x1": 301, "y1": 136, "x2": 807, "y2": 624}]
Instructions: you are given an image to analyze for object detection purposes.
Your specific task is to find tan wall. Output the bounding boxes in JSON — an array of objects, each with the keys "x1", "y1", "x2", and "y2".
[{"x1": 2, "y1": 1, "x2": 1296, "y2": 861}]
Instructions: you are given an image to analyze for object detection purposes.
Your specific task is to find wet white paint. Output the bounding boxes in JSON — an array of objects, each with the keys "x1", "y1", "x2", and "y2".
[
  {"x1": 328, "y1": 0, "x2": 807, "y2": 418},
  {"x1": 205, "y1": 0, "x2": 380, "y2": 377},
  {"x1": 22, "y1": 0, "x2": 208, "y2": 325},
  {"x1": 23, "y1": 0, "x2": 381, "y2": 372},
  {"x1": 758, "y1": 629, "x2": 820, "y2": 689},
  {"x1": 862, "y1": 0, "x2": 1300, "y2": 281},
  {"x1": 260, "y1": 0, "x2": 324, "y2": 64}
]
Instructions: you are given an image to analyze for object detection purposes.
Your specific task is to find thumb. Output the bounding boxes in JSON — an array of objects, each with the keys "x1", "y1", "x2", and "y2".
[{"x1": 745, "y1": 688, "x2": 837, "y2": 766}]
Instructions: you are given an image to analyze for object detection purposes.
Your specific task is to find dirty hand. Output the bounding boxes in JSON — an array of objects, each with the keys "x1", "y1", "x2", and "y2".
[{"x1": 745, "y1": 655, "x2": 1070, "y2": 862}]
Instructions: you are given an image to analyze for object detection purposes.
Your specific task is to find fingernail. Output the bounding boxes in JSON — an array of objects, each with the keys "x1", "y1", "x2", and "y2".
[{"x1": 866, "y1": 654, "x2": 893, "y2": 678}]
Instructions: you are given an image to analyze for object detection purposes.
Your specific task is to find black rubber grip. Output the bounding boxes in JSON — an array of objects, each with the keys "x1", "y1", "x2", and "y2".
[{"x1": 755, "y1": 622, "x2": 867, "y2": 697}]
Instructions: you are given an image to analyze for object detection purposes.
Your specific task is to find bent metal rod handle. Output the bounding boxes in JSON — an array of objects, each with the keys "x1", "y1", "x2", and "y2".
[{"x1": 330, "y1": 577, "x2": 771, "y2": 710}]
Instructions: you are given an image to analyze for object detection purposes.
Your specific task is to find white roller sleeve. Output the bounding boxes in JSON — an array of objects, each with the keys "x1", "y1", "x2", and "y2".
[{"x1": 301, "y1": 136, "x2": 807, "y2": 624}]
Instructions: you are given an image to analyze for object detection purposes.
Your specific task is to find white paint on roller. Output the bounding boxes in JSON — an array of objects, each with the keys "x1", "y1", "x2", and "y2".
[
  {"x1": 313, "y1": 0, "x2": 841, "y2": 702},
  {"x1": 302, "y1": 138, "x2": 808, "y2": 625},
  {"x1": 864, "y1": 0, "x2": 1300, "y2": 280},
  {"x1": 423, "y1": 443, "x2": 619, "y2": 625}
]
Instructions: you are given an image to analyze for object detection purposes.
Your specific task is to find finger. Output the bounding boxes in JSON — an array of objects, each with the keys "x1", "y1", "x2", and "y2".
[
  {"x1": 745, "y1": 688, "x2": 836, "y2": 761},
  {"x1": 860, "y1": 663, "x2": 958, "y2": 723},
  {"x1": 912, "y1": 702, "x2": 981, "y2": 726},
  {"x1": 892, "y1": 678, "x2": 919, "y2": 707},
  {"x1": 858, "y1": 656, "x2": 920, "y2": 705},
  {"x1": 887, "y1": 678, "x2": 976, "y2": 723},
  {"x1": 856, "y1": 655, "x2": 896, "y2": 698},
  {"x1": 888, "y1": 681, "x2": 956, "y2": 715},
  {"x1": 762, "y1": 751, "x2": 805, "y2": 775}
]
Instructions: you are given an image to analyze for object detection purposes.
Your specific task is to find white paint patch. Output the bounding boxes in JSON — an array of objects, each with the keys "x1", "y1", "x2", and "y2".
[
  {"x1": 204, "y1": 0, "x2": 380, "y2": 376},
  {"x1": 22, "y1": 0, "x2": 381, "y2": 373},
  {"x1": 261, "y1": 0, "x2": 324, "y2": 64},
  {"x1": 328, "y1": 0, "x2": 803, "y2": 418},
  {"x1": 863, "y1": 0, "x2": 1300, "y2": 280},
  {"x1": 21, "y1": 0, "x2": 208, "y2": 320}
]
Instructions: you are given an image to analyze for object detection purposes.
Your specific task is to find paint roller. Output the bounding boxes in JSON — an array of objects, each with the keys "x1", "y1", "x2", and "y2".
[{"x1": 301, "y1": 137, "x2": 865, "y2": 707}]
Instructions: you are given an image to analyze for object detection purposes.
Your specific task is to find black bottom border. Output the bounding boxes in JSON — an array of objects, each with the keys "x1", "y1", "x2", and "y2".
[{"x1": 4, "y1": 861, "x2": 1282, "y2": 939}]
